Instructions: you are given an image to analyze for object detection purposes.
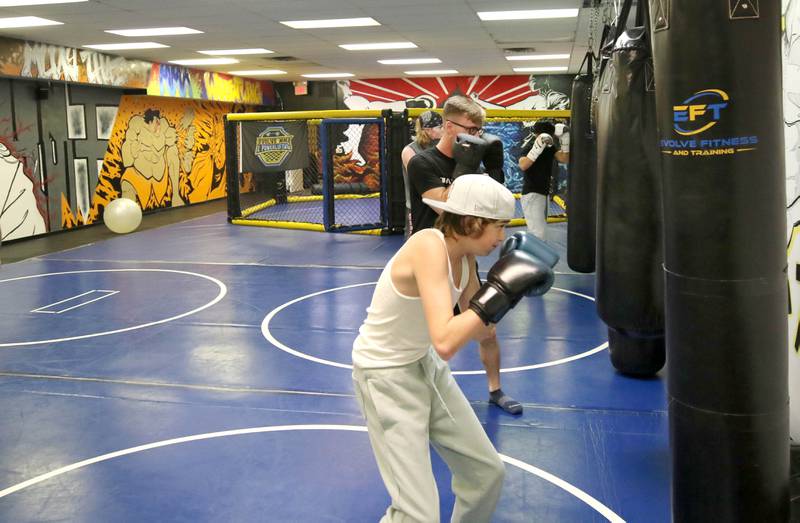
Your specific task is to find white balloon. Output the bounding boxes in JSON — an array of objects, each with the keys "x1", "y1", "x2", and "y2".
[{"x1": 104, "y1": 198, "x2": 142, "y2": 234}]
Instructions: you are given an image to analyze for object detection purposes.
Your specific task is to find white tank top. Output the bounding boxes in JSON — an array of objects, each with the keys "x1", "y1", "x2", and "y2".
[{"x1": 352, "y1": 229, "x2": 469, "y2": 368}]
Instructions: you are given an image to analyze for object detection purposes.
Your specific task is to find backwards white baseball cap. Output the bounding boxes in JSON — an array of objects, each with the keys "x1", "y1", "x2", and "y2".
[{"x1": 423, "y1": 174, "x2": 515, "y2": 220}]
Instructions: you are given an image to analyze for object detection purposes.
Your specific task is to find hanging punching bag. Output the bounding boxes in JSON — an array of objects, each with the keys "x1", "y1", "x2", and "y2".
[
  {"x1": 595, "y1": 0, "x2": 665, "y2": 376},
  {"x1": 567, "y1": 52, "x2": 597, "y2": 273},
  {"x1": 649, "y1": 1, "x2": 789, "y2": 519},
  {"x1": 590, "y1": 23, "x2": 613, "y2": 138}
]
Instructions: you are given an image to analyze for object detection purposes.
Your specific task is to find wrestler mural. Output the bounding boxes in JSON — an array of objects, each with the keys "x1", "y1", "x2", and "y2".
[
  {"x1": 119, "y1": 108, "x2": 181, "y2": 207},
  {"x1": 88, "y1": 95, "x2": 246, "y2": 223}
]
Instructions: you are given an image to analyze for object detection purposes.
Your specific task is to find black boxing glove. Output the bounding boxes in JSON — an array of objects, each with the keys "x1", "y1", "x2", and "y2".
[
  {"x1": 469, "y1": 250, "x2": 554, "y2": 325},
  {"x1": 481, "y1": 132, "x2": 504, "y2": 184},
  {"x1": 452, "y1": 133, "x2": 487, "y2": 178}
]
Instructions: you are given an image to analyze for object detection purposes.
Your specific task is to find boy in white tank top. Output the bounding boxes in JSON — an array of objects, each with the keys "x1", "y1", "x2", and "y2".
[{"x1": 352, "y1": 174, "x2": 554, "y2": 522}]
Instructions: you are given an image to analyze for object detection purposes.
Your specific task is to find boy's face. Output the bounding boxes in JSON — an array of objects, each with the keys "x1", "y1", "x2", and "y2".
[{"x1": 470, "y1": 221, "x2": 509, "y2": 256}]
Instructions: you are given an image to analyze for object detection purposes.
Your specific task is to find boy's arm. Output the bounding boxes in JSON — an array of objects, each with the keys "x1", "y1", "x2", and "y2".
[
  {"x1": 414, "y1": 236, "x2": 487, "y2": 360},
  {"x1": 458, "y1": 255, "x2": 497, "y2": 342}
]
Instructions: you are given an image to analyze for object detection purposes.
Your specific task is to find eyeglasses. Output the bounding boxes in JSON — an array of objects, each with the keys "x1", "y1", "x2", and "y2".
[{"x1": 446, "y1": 119, "x2": 483, "y2": 136}]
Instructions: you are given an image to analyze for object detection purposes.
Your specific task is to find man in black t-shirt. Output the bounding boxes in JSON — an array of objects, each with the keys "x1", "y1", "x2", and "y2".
[
  {"x1": 518, "y1": 120, "x2": 569, "y2": 240},
  {"x1": 407, "y1": 143, "x2": 457, "y2": 231},
  {"x1": 406, "y1": 95, "x2": 524, "y2": 416}
]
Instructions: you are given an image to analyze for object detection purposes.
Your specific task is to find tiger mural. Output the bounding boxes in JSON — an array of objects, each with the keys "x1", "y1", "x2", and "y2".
[{"x1": 87, "y1": 95, "x2": 246, "y2": 224}]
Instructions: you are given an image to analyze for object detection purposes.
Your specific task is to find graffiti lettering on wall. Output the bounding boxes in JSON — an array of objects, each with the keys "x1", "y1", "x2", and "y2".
[
  {"x1": 147, "y1": 64, "x2": 276, "y2": 106},
  {"x1": 0, "y1": 133, "x2": 47, "y2": 241},
  {"x1": 0, "y1": 37, "x2": 150, "y2": 88},
  {"x1": 338, "y1": 75, "x2": 570, "y2": 112},
  {"x1": 86, "y1": 96, "x2": 245, "y2": 224}
]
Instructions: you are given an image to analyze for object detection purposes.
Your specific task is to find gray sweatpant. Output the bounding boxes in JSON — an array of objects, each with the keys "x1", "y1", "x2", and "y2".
[{"x1": 353, "y1": 349, "x2": 505, "y2": 522}]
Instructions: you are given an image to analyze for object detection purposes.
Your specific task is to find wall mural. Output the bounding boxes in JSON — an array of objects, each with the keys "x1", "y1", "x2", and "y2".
[
  {"x1": 0, "y1": 36, "x2": 150, "y2": 89},
  {"x1": 783, "y1": 0, "x2": 800, "y2": 441},
  {"x1": 332, "y1": 122, "x2": 381, "y2": 191},
  {"x1": 84, "y1": 95, "x2": 245, "y2": 225},
  {"x1": 148, "y1": 64, "x2": 276, "y2": 106},
  {"x1": 338, "y1": 74, "x2": 571, "y2": 111},
  {"x1": 0, "y1": 37, "x2": 276, "y2": 106},
  {"x1": 0, "y1": 133, "x2": 47, "y2": 241},
  {"x1": 0, "y1": 70, "x2": 261, "y2": 240},
  {"x1": 338, "y1": 74, "x2": 571, "y2": 193}
]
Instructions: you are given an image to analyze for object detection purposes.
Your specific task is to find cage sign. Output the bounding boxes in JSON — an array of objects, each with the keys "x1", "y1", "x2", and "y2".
[
  {"x1": 241, "y1": 120, "x2": 309, "y2": 173},
  {"x1": 256, "y1": 127, "x2": 293, "y2": 166}
]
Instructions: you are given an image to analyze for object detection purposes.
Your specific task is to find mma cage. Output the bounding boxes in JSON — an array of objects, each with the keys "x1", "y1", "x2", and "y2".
[{"x1": 225, "y1": 108, "x2": 570, "y2": 234}]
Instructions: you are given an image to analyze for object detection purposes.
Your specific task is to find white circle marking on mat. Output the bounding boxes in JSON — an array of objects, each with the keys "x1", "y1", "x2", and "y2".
[
  {"x1": 0, "y1": 269, "x2": 226, "y2": 347},
  {"x1": 261, "y1": 282, "x2": 607, "y2": 372},
  {"x1": 0, "y1": 424, "x2": 625, "y2": 522}
]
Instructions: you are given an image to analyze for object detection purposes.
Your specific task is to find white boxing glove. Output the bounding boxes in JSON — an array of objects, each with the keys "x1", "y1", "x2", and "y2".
[
  {"x1": 559, "y1": 131, "x2": 570, "y2": 153},
  {"x1": 526, "y1": 133, "x2": 553, "y2": 163}
]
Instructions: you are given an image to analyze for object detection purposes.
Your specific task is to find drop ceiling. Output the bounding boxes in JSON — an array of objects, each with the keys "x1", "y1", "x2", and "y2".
[{"x1": 0, "y1": 0, "x2": 599, "y2": 81}]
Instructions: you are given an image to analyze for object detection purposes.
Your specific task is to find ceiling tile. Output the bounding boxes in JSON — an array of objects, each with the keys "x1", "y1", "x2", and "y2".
[{"x1": 0, "y1": 0, "x2": 594, "y2": 81}]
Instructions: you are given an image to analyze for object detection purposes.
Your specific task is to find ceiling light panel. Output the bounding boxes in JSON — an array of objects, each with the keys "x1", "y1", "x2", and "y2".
[
  {"x1": 199, "y1": 48, "x2": 273, "y2": 56},
  {"x1": 378, "y1": 58, "x2": 441, "y2": 65},
  {"x1": 84, "y1": 42, "x2": 168, "y2": 51},
  {"x1": 0, "y1": 0, "x2": 85, "y2": 5},
  {"x1": 228, "y1": 69, "x2": 286, "y2": 76},
  {"x1": 302, "y1": 73, "x2": 354, "y2": 78},
  {"x1": 169, "y1": 58, "x2": 239, "y2": 66},
  {"x1": 505, "y1": 54, "x2": 570, "y2": 61},
  {"x1": 404, "y1": 69, "x2": 458, "y2": 75},
  {"x1": 339, "y1": 42, "x2": 416, "y2": 51},
  {"x1": 0, "y1": 16, "x2": 62, "y2": 28},
  {"x1": 281, "y1": 18, "x2": 379, "y2": 29},
  {"x1": 106, "y1": 27, "x2": 202, "y2": 37},
  {"x1": 477, "y1": 9, "x2": 579, "y2": 21},
  {"x1": 512, "y1": 66, "x2": 569, "y2": 72}
]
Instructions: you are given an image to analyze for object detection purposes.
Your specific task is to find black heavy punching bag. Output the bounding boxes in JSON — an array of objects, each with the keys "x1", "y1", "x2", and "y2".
[
  {"x1": 649, "y1": 1, "x2": 789, "y2": 520},
  {"x1": 595, "y1": 0, "x2": 665, "y2": 376},
  {"x1": 589, "y1": 23, "x2": 613, "y2": 146},
  {"x1": 567, "y1": 52, "x2": 597, "y2": 273}
]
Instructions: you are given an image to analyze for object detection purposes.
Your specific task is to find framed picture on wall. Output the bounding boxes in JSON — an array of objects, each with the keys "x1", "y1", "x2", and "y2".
[
  {"x1": 97, "y1": 159, "x2": 104, "y2": 177},
  {"x1": 95, "y1": 105, "x2": 118, "y2": 140},
  {"x1": 73, "y1": 157, "x2": 90, "y2": 220},
  {"x1": 67, "y1": 105, "x2": 86, "y2": 140}
]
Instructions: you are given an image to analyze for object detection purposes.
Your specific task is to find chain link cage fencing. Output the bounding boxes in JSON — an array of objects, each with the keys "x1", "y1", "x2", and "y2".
[
  {"x1": 226, "y1": 111, "x2": 390, "y2": 234},
  {"x1": 226, "y1": 109, "x2": 569, "y2": 235}
]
